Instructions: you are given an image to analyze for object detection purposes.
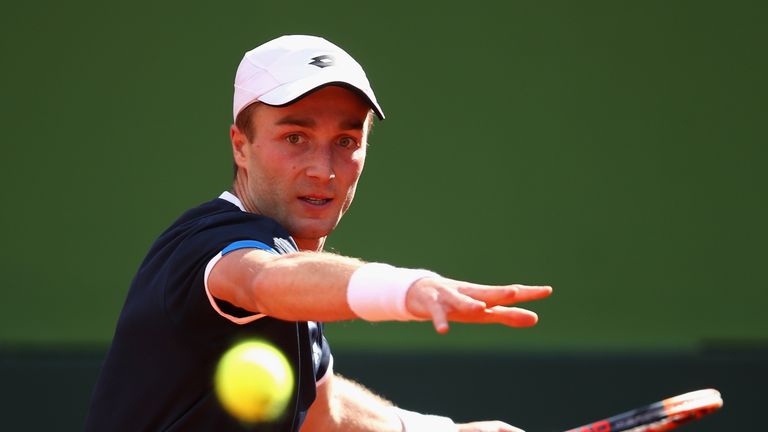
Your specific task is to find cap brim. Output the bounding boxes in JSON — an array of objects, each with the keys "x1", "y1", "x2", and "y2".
[{"x1": 258, "y1": 74, "x2": 385, "y2": 120}]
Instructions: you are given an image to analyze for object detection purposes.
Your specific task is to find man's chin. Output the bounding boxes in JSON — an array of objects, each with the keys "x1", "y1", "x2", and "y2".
[{"x1": 287, "y1": 221, "x2": 337, "y2": 242}]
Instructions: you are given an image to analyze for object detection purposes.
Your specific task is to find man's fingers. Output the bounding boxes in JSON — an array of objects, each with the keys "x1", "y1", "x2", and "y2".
[
  {"x1": 457, "y1": 284, "x2": 552, "y2": 306},
  {"x1": 456, "y1": 285, "x2": 519, "y2": 306},
  {"x1": 447, "y1": 306, "x2": 539, "y2": 327},
  {"x1": 447, "y1": 289, "x2": 488, "y2": 313},
  {"x1": 510, "y1": 285, "x2": 552, "y2": 302},
  {"x1": 427, "y1": 289, "x2": 486, "y2": 333},
  {"x1": 407, "y1": 278, "x2": 549, "y2": 332},
  {"x1": 428, "y1": 301, "x2": 449, "y2": 334},
  {"x1": 488, "y1": 306, "x2": 539, "y2": 327}
]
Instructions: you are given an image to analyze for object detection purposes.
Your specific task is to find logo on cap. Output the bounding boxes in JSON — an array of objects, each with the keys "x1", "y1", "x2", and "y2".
[{"x1": 309, "y1": 55, "x2": 335, "y2": 68}]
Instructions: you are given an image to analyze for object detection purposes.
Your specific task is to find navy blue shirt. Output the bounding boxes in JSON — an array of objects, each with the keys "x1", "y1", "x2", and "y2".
[{"x1": 85, "y1": 194, "x2": 332, "y2": 431}]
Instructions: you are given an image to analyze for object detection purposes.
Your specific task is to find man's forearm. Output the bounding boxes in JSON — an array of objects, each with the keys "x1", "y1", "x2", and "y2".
[
  {"x1": 252, "y1": 251, "x2": 364, "y2": 321},
  {"x1": 302, "y1": 374, "x2": 403, "y2": 432},
  {"x1": 210, "y1": 249, "x2": 364, "y2": 322},
  {"x1": 210, "y1": 249, "x2": 437, "y2": 323}
]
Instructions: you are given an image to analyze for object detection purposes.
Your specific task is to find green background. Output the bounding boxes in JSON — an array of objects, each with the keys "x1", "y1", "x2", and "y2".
[
  {"x1": 1, "y1": 0, "x2": 766, "y2": 430},
  {"x1": 2, "y1": 0, "x2": 765, "y2": 351}
]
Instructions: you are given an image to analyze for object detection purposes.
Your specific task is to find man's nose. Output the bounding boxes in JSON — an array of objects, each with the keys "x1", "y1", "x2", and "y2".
[{"x1": 305, "y1": 147, "x2": 335, "y2": 181}]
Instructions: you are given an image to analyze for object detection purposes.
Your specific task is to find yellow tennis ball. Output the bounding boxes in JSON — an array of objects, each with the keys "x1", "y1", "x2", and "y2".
[{"x1": 214, "y1": 340, "x2": 294, "y2": 423}]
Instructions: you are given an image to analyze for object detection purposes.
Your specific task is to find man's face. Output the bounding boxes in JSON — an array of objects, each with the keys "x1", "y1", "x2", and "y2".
[{"x1": 231, "y1": 86, "x2": 372, "y2": 250}]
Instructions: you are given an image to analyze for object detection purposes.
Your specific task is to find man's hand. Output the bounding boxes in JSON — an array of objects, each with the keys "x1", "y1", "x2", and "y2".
[
  {"x1": 457, "y1": 420, "x2": 525, "y2": 432},
  {"x1": 405, "y1": 277, "x2": 552, "y2": 333}
]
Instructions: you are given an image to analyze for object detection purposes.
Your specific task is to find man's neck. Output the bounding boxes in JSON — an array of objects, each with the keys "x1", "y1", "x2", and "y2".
[
  {"x1": 294, "y1": 237, "x2": 325, "y2": 252},
  {"x1": 231, "y1": 177, "x2": 260, "y2": 214},
  {"x1": 231, "y1": 179, "x2": 326, "y2": 253}
]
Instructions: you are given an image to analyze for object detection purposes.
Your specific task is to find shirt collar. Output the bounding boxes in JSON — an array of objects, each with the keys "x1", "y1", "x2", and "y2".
[{"x1": 218, "y1": 191, "x2": 245, "y2": 212}]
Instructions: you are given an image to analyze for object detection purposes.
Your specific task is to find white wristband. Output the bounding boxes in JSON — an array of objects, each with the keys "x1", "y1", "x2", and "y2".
[
  {"x1": 347, "y1": 263, "x2": 439, "y2": 322},
  {"x1": 394, "y1": 407, "x2": 457, "y2": 432}
]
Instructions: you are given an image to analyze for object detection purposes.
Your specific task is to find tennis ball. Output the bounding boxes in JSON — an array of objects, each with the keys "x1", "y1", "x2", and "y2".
[{"x1": 214, "y1": 340, "x2": 294, "y2": 423}]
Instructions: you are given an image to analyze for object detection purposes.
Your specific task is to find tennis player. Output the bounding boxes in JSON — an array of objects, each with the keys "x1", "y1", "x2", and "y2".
[{"x1": 84, "y1": 35, "x2": 552, "y2": 432}]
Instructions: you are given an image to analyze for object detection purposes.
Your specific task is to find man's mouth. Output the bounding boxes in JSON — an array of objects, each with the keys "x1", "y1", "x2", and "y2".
[{"x1": 300, "y1": 196, "x2": 332, "y2": 206}]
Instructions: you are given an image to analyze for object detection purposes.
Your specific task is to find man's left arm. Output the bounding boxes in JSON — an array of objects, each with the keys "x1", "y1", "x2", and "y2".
[
  {"x1": 301, "y1": 374, "x2": 525, "y2": 432},
  {"x1": 301, "y1": 373, "x2": 401, "y2": 431}
]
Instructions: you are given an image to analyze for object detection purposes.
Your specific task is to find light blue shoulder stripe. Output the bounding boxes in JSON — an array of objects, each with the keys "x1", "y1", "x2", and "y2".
[{"x1": 221, "y1": 240, "x2": 278, "y2": 256}]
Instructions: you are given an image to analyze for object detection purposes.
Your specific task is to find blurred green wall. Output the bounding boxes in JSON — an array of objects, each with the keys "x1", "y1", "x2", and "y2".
[
  {"x1": 1, "y1": 0, "x2": 766, "y2": 352},
  {"x1": 2, "y1": 348, "x2": 763, "y2": 430}
]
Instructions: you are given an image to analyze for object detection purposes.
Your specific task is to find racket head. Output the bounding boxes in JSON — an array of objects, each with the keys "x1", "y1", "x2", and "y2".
[
  {"x1": 637, "y1": 389, "x2": 723, "y2": 432},
  {"x1": 563, "y1": 388, "x2": 723, "y2": 432}
]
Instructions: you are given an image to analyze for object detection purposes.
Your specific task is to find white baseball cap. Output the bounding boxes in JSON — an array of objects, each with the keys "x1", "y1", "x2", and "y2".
[{"x1": 233, "y1": 35, "x2": 385, "y2": 121}]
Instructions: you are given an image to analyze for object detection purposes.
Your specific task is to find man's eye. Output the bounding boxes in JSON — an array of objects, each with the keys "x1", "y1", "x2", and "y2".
[
  {"x1": 339, "y1": 137, "x2": 358, "y2": 148},
  {"x1": 286, "y1": 134, "x2": 303, "y2": 144}
]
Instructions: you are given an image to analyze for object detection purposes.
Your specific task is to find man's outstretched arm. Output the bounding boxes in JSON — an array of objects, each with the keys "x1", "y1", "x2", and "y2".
[
  {"x1": 207, "y1": 248, "x2": 552, "y2": 333},
  {"x1": 301, "y1": 373, "x2": 524, "y2": 432}
]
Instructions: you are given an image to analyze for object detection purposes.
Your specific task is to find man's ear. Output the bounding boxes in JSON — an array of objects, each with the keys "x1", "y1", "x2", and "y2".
[{"x1": 230, "y1": 125, "x2": 249, "y2": 170}]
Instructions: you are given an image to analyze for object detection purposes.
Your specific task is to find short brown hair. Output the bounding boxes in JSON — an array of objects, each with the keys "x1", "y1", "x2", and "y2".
[
  {"x1": 235, "y1": 102, "x2": 260, "y2": 141},
  {"x1": 232, "y1": 103, "x2": 260, "y2": 178}
]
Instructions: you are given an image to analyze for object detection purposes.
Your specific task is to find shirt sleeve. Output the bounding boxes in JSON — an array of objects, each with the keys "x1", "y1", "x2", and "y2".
[
  {"x1": 202, "y1": 240, "x2": 279, "y2": 324},
  {"x1": 160, "y1": 209, "x2": 297, "y2": 337}
]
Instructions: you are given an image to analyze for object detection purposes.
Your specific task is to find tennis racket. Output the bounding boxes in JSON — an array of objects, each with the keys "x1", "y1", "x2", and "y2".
[{"x1": 562, "y1": 388, "x2": 723, "y2": 432}]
